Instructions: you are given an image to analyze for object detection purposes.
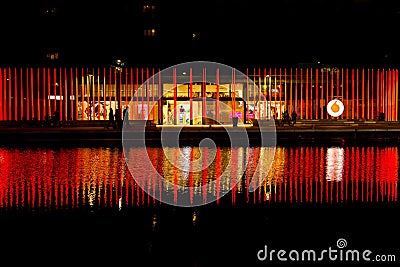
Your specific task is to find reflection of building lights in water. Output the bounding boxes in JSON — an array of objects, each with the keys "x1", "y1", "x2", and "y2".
[
  {"x1": 152, "y1": 214, "x2": 157, "y2": 231},
  {"x1": 192, "y1": 211, "x2": 197, "y2": 226},
  {"x1": 326, "y1": 147, "x2": 344, "y2": 182}
]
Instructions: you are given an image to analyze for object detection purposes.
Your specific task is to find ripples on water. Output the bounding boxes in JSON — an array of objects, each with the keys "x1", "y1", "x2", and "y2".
[{"x1": 0, "y1": 145, "x2": 397, "y2": 211}]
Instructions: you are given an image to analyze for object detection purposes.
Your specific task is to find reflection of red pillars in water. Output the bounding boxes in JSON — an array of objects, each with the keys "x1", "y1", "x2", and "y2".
[
  {"x1": 313, "y1": 148, "x2": 318, "y2": 203},
  {"x1": 283, "y1": 149, "x2": 288, "y2": 203},
  {"x1": 294, "y1": 148, "x2": 299, "y2": 203},
  {"x1": 306, "y1": 147, "x2": 315, "y2": 202},
  {"x1": 247, "y1": 147, "x2": 257, "y2": 204},
  {"x1": 288, "y1": 148, "x2": 293, "y2": 203},
  {"x1": 215, "y1": 147, "x2": 221, "y2": 205},
  {"x1": 301, "y1": 147, "x2": 305, "y2": 203},
  {"x1": 125, "y1": 171, "x2": 129, "y2": 207},
  {"x1": 319, "y1": 148, "x2": 324, "y2": 203},
  {"x1": 189, "y1": 147, "x2": 194, "y2": 205},
  {"x1": 202, "y1": 147, "x2": 208, "y2": 204},
  {"x1": 350, "y1": 147, "x2": 355, "y2": 202},
  {"x1": 173, "y1": 147, "x2": 178, "y2": 204},
  {"x1": 336, "y1": 178, "x2": 339, "y2": 203},
  {"x1": 158, "y1": 147, "x2": 164, "y2": 205},
  {"x1": 363, "y1": 148, "x2": 367, "y2": 202},
  {"x1": 136, "y1": 175, "x2": 141, "y2": 207},
  {"x1": 355, "y1": 150, "x2": 360, "y2": 202},
  {"x1": 230, "y1": 148, "x2": 238, "y2": 205},
  {"x1": 305, "y1": 147, "x2": 310, "y2": 203},
  {"x1": 130, "y1": 174, "x2": 136, "y2": 207}
]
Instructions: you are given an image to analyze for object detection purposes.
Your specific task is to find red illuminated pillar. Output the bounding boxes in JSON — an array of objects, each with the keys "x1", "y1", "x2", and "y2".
[
  {"x1": 371, "y1": 69, "x2": 374, "y2": 120},
  {"x1": 351, "y1": 69, "x2": 355, "y2": 120},
  {"x1": 158, "y1": 68, "x2": 163, "y2": 124},
  {"x1": 146, "y1": 67, "x2": 150, "y2": 119},
  {"x1": 290, "y1": 68, "x2": 293, "y2": 115},
  {"x1": 377, "y1": 69, "x2": 380, "y2": 115},
  {"x1": 392, "y1": 70, "x2": 396, "y2": 121},
  {"x1": 189, "y1": 68, "x2": 193, "y2": 124},
  {"x1": 6, "y1": 68, "x2": 10, "y2": 121},
  {"x1": 173, "y1": 68, "x2": 177, "y2": 124},
  {"x1": 151, "y1": 68, "x2": 155, "y2": 122},
  {"x1": 29, "y1": 68, "x2": 33, "y2": 120},
  {"x1": 202, "y1": 68, "x2": 206, "y2": 124},
  {"x1": 330, "y1": 68, "x2": 333, "y2": 102},
  {"x1": 273, "y1": 68, "x2": 277, "y2": 117},
  {"x1": 97, "y1": 67, "x2": 101, "y2": 120},
  {"x1": 264, "y1": 68, "x2": 268, "y2": 119},
  {"x1": 232, "y1": 68, "x2": 236, "y2": 116},
  {"x1": 395, "y1": 70, "x2": 399, "y2": 121},
  {"x1": 36, "y1": 68, "x2": 40, "y2": 121},
  {"x1": 13, "y1": 68, "x2": 17, "y2": 121},
  {"x1": 2, "y1": 69, "x2": 6, "y2": 120},
  {"x1": 295, "y1": 68, "x2": 298, "y2": 118},
  {"x1": 315, "y1": 69, "x2": 319, "y2": 119},
  {"x1": 300, "y1": 68, "x2": 303, "y2": 119},
  {"x1": 361, "y1": 69, "x2": 364, "y2": 119},
  {"x1": 367, "y1": 69, "x2": 370, "y2": 120},
  {"x1": 305, "y1": 68, "x2": 308, "y2": 119},
  {"x1": 0, "y1": 69, "x2": 3, "y2": 121},
  {"x1": 388, "y1": 70, "x2": 392, "y2": 120},
  {"x1": 216, "y1": 68, "x2": 220, "y2": 122},
  {"x1": 379, "y1": 70, "x2": 387, "y2": 120},
  {"x1": 74, "y1": 68, "x2": 78, "y2": 121},
  {"x1": 25, "y1": 68, "x2": 29, "y2": 120},
  {"x1": 129, "y1": 67, "x2": 133, "y2": 121},
  {"x1": 284, "y1": 68, "x2": 287, "y2": 116},
  {"x1": 19, "y1": 68, "x2": 23, "y2": 121},
  {"x1": 308, "y1": 68, "x2": 312, "y2": 119},
  {"x1": 81, "y1": 68, "x2": 85, "y2": 120},
  {"x1": 320, "y1": 69, "x2": 324, "y2": 119},
  {"x1": 279, "y1": 68, "x2": 282, "y2": 118},
  {"x1": 135, "y1": 68, "x2": 139, "y2": 119},
  {"x1": 141, "y1": 68, "x2": 145, "y2": 120},
  {"x1": 124, "y1": 67, "x2": 129, "y2": 116}
]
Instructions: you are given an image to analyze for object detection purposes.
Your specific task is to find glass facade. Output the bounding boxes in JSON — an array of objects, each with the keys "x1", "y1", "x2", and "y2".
[{"x1": 0, "y1": 67, "x2": 398, "y2": 123}]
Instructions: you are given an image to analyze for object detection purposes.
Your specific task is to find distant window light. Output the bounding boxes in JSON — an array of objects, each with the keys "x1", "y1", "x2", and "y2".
[
  {"x1": 143, "y1": 5, "x2": 155, "y2": 12},
  {"x1": 46, "y1": 52, "x2": 59, "y2": 60},
  {"x1": 42, "y1": 7, "x2": 58, "y2": 15},
  {"x1": 144, "y1": 29, "x2": 156, "y2": 37}
]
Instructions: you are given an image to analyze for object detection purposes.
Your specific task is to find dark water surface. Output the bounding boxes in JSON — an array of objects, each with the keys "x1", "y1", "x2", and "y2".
[{"x1": 1, "y1": 145, "x2": 398, "y2": 266}]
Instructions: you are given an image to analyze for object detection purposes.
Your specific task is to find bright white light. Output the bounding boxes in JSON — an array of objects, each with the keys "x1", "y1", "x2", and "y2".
[
  {"x1": 326, "y1": 147, "x2": 344, "y2": 182},
  {"x1": 48, "y1": 95, "x2": 63, "y2": 100},
  {"x1": 327, "y1": 99, "x2": 344, "y2": 117}
]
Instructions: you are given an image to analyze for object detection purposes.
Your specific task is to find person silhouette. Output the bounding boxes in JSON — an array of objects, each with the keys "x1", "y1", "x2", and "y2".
[
  {"x1": 105, "y1": 107, "x2": 116, "y2": 129},
  {"x1": 291, "y1": 110, "x2": 297, "y2": 124}
]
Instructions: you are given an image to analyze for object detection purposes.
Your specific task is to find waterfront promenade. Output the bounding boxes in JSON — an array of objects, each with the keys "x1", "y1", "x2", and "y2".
[{"x1": 1, "y1": 119, "x2": 400, "y2": 145}]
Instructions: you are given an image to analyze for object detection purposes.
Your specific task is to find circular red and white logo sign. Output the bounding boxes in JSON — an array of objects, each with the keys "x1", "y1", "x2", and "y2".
[{"x1": 327, "y1": 99, "x2": 344, "y2": 117}]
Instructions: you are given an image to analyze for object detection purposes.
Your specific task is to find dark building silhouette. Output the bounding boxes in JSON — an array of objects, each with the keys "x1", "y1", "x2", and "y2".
[{"x1": 1, "y1": 0, "x2": 400, "y2": 69}]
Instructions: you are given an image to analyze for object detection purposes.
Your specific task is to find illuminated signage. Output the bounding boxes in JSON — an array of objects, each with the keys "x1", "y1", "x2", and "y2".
[{"x1": 327, "y1": 99, "x2": 344, "y2": 117}]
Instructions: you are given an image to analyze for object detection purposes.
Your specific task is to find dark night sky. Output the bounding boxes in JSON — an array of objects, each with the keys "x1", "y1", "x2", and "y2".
[{"x1": 1, "y1": 0, "x2": 400, "y2": 69}]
